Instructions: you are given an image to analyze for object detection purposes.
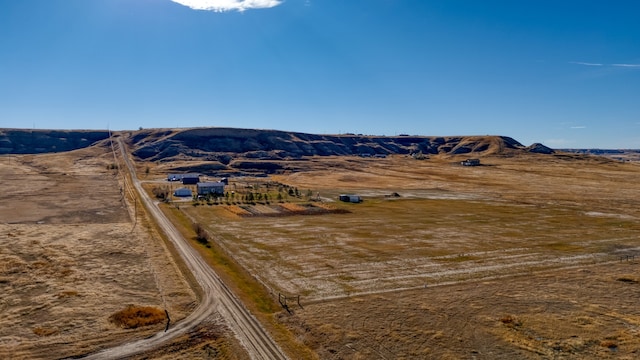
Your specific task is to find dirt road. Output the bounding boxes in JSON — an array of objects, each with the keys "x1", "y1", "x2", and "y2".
[{"x1": 81, "y1": 138, "x2": 287, "y2": 359}]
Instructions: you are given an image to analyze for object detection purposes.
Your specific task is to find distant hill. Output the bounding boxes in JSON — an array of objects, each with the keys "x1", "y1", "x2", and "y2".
[
  {"x1": 0, "y1": 129, "x2": 110, "y2": 154},
  {"x1": 0, "y1": 127, "x2": 556, "y2": 161},
  {"x1": 125, "y1": 127, "x2": 551, "y2": 162},
  {"x1": 561, "y1": 148, "x2": 640, "y2": 162}
]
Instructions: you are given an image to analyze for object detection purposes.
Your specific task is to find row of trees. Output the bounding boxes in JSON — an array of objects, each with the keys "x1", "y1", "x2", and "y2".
[
  {"x1": 152, "y1": 181, "x2": 316, "y2": 204},
  {"x1": 193, "y1": 189, "x2": 316, "y2": 205}
]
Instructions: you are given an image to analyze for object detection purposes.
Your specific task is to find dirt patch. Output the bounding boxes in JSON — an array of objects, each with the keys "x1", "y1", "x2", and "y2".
[{"x1": 215, "y1": 203, "x2": 350, "y2": 217}]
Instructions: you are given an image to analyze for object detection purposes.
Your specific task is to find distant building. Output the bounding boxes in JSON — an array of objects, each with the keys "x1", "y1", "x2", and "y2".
[
  {"x1": 339, "y1": 194, "x2": 362, "y2": 203},
  {"x1": 168, "y1": 173, "x2": 201, "y2": 183},
  {"x1": 461, "y1": 159, "x2": 481, "y2": 166},
  {"x1": 173, "y1": 188, "x2": 192, "y2": 197},
  {"x1": 197, "y1": 181, "x2": 225, "y2": 196},
  {"x1": 181, "y1": 173, "x2": 201, "y2": 185}
]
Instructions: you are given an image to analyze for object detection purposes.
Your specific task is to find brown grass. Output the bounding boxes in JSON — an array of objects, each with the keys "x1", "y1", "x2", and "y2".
[
  {"x1": 56, "y1": 290, "x2": 79, "y2": 298},
  {"x1": 109, "y1": 305, "x2": 167, "y2": 329},
  {"x1": 172, "y1": 153, "x2": 640, "y2": 358},
  {"x1": 223, "y1": 205, "x2": 252, "y2": 216},
  {"x1": 600, "y1": 340, "x2": 618, "y2": 349},
  {"x1": 279, "y1": 203, "x2": 306, "y2": 212},
  {"x1": 616, "y1": 276, "x2": 639, "y2": 284},
  {"x1": 500, "y1": 315, "x2": 522, "y2": 327},
  {"x1": 6, "y1": 144, "x2": 639, "y2": 359},
  {"x1": 33, "y1": 327, "x2": 58, "y2": 337},
  {"x1": 0, "y1": 146, "x2": 200, "y2": 359}
]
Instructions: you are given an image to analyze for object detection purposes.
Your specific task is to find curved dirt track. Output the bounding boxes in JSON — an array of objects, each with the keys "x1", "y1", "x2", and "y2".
[{"x1": 81, "y1": 138, "x2": 287, "y2": 359}]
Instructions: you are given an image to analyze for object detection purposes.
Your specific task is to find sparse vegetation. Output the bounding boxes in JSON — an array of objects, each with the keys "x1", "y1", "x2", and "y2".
[
  {"x1": 109, "y1": 305, "x2": 166, "y2": 329},
  {"x1": 600, "y1": 340, "x2": 618, "y2": 349},
  {"x1": 0, "y1": 146, "x2": 197, "y2": 359},
  {"x1": 152, "y1": 185, "x2": 170, "y2": 199},
  {"x1": 166, "y1": 152, "x2": 640, "y2": 359},
  {"x1": 616, "y1": 277, "x2": 638, "y2": 284},
  {"x1": 56, "y1": 290, "x2": 79, "y2": 298},
  {"x1": 500, "y1": 315, "x2": 522, "y2": 327},
  {"x1": 33, "y1": 327, "x2": 58, "y2": 337},
  {"x1": 193, "y1": 222, "x2": 209, "y2": 245},
  {"x1": 5, "y1": 129, "x2": 640, "y2": 359}
]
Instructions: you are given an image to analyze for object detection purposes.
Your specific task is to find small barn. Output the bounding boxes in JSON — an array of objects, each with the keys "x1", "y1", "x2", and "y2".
[
  {"x1": 167, "y1": 174, "x2": 183, "y2": 181},
  {"x1": 173, "y1": 188, "x2": 192, "y2": 197},
  {"x1": 181, "y1": 173, "x2": 201, "y2": 185},
  {"x1": 197, "y1": 181, "x2": 225, "y2": 196},
  {"x1": 339, "y1": 194, "x2": 362, "y2": 203}
]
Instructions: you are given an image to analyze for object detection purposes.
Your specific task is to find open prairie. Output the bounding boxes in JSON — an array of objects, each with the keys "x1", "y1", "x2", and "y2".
[
  {"x1": 175, "y1": 153, "x2": 640, "y2": 359},
  {"x1": 3, "y1": 137, "x2": 640, "y2": 359},
  {"x1": 0, "y1": 146, "x2": 245, "y2": 359}
]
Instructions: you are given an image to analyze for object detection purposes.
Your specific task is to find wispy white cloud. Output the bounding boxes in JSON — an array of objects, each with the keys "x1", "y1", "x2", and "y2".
[
  {"x1": 612, "y1": 63, "x2": 640, "y2": 68},
  {"x1": 570, "y1": 126, "x2": 586, "y2": 129},
  {"x1": 170, "y1": 0, "x2": 283, "y2": 12},
  {"x1": 570, "y1": 61, "x2": 640, "y2": 69},
  {"x1": 570, "y1": 61, "x2": 603, "y2": 67}
]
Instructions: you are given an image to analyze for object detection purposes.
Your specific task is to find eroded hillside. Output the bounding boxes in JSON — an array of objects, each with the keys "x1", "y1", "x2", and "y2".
[
  {"x1": 1, "y1": 127, "x2": 559, "y2": 178},
  {"x1": 0, "y1": 129, "x2": 110, "y2": 154},
  {"x1": 126, "y1": 128, "x2": 548, "y2": 162}
]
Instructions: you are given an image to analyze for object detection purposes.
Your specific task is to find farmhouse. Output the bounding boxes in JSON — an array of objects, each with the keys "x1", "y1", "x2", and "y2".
[
  {"x1": 197, "y1": 181, "x2": 225, "y2": 196},
  {"x1": 339, "y1": 194, "x2": 362, "y2": 203},
  {"x1": 173, "y1": 188, "x2": 192, "y2": 197}
]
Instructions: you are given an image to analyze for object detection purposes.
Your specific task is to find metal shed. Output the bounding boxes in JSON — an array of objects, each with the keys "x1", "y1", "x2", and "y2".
[
  {"x1": 173, "y1": 188, "x2": 192, "y2": 197},
  {"x1": 181, "y1": 173, "x2": 201, "y2": 185}
]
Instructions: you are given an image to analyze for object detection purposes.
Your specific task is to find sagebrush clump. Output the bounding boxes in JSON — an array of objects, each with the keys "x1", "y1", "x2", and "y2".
[{"x1": 109, "y1": 305, "x2": 166, "y2": 329}]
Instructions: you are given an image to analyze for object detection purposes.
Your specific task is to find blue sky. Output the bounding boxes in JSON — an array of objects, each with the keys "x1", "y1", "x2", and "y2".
[{"x1": 1, "y1": 0, "x2": 639, "y2": 148}]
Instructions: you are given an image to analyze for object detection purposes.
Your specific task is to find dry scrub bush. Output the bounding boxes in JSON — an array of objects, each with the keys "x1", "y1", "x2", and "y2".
[
  {"x1": 600, "y1": 340, "x2": 618, "y2": 349},
  {"x1": 109, "y1": 305, "x2": 166, "y2": 329},
  {"x1": 192, "y1": 222, "x2": 209, "y2": 245},
  {"x1": 616, "y1": 277, "x2": 638, "y2": 284},
  {"x1": 500, "y1": 315, "x2": 522, "y2": 328},
  {"x1": 152, "y1": 186, "x2": 170, "y2": 199}
]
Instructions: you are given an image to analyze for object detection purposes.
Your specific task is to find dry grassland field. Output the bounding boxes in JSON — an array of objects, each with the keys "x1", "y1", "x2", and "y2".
[
  {"x1": 3, "y1": 140, "x2": 640, "y2": 359},
  {"x1": 0, "y1": 146, "x2": 246, "y2": 359},
  {"x1": 169, "y1": 154, "x2": 640, "y2": 359}
]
